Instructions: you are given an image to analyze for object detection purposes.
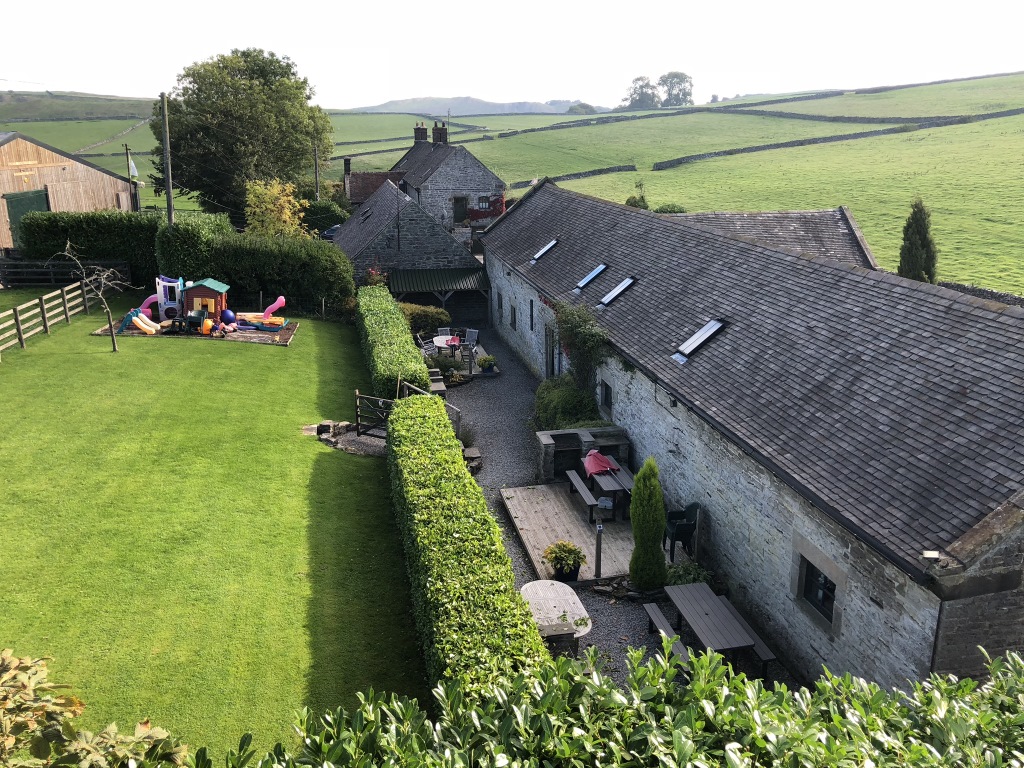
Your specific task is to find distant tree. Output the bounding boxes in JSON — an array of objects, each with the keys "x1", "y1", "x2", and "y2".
[
  {"x1": 710, "y1": 94, "x2": 720, "y2": 104},
  {"x1": 244, "y1": 179, "x2": 309, "y2": 239},
  {"x1": 897, "y1": 199, "x2": 938, "y2": 283},
  {"x1": 653, "y1": 203, "x2": 687, "y2": 213},
  {"x1": 621, "y1": 77, "x2": 661, "y2": 110},
  {"x1": 658, "y1": 71, "x2": 694, "y2": 107},
  {"x1": 566, "y1": 102, "x2": 597, "y2": 115},
  {"x1": 624, "y1": 178, "x2": 649, "y2": 209},
  {"x1": 303, "y1": 199, "x2": 347, "y2": 235},
  {"x1": 150, "y1": 48, "x2": 333, "y2": 228},
  {"x1": 629, "y1": 457, "x2": 668, "y2": 591}
]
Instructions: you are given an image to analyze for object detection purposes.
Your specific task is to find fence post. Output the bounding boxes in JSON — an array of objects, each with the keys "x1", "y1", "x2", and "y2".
[
  {"x1": 13, "y1": 306, "x2": 25, "y2": 348},
  {"x1": 455, "y1": 409, "x2": 461, "y2": 441},
  {"x1": 38, "y1": 296, "x2": 50, "y2": 334},
  {"x1": 80, "y1": 281, "x2": 90, "y2": 315},
  {"x1": 61, "y1": 286, "x2": 71, "y2": 323}
]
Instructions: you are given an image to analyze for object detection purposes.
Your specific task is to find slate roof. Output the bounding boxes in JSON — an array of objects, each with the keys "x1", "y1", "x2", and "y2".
[
  {"x1": 672, "y1": 208, "x2": 878, "y2": 269},
  {"x1": 482, "y1": 181, "x2": 1024, "y2": 579},
  {"x1": 390, "y1": 141, "x2": 460, "y2": 188},
  {"x1": 346, "y1": 171, "x2": 407, "y2": 204},
  {"x1": 390, "y1": 267, "x2": 490, "y2": 293},
  {"x1": 332, "y1": 180, "x2": 414, "y2": 258}
]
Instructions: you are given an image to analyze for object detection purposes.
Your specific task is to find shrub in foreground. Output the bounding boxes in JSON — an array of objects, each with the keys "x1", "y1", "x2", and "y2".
[
  {"x1": 356, "y1": 286, "x2": 430, "y2": 397},
  {"x1": 399, "y1": 302, "x2": 451, "y2": 337},
  {"x1": 388, "y1": 396, "x2": 547, "y2": 689}
]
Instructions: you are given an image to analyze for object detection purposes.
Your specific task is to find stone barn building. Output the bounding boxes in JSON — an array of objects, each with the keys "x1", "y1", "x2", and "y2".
[
  {"x1": 482, "y1": 179, "x2": 1024, "y2": 689},
  {"x1": 0, "y1": 132, "x2": 136, "y2": 252}
]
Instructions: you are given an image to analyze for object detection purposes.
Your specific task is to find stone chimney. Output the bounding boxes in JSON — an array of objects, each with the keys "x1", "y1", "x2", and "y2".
[
  {"x1": 432, "y1": 121, "x2": 448, "y2": 144},
  {"x1": 414, "y1": 122, "x2": 428, "y2": 142},
  {"x1": 343, "y1": 157, "x2": 351, "y2": 175}
]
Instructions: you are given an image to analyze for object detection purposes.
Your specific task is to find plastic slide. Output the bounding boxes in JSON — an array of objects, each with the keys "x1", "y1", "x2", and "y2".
[
  {"x1": 131, "y1": 315, "x2": 157, "y2": 335},
  {"x1": 139, "y1": 293, "x2": 159, "y2": 320},
  {"x1": 135, "y1": 312, "x2": 161, "y2": 332},
  {"x1": 263, "y1": 296, "x2": 286, "y2": 321}
]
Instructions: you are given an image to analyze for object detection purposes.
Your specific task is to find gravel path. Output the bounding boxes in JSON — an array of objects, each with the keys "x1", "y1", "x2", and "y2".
[{"x1": 446, "y1": 329, "x2": 802, "y2": 688}]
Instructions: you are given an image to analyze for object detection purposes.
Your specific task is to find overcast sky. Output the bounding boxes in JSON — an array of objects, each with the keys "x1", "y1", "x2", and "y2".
[{"x1": 3, "y1": 0, "x2": 1021, "y2": 110}]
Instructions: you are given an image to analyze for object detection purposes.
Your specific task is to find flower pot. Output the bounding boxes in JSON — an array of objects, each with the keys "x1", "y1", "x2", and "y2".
[{"x1": 553, "y1": 565, "x2": 581, "y2": 582}]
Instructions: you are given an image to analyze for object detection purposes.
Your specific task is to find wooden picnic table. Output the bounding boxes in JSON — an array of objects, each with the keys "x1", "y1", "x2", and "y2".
[{"x1": 664, "y1": 582, "x2": 754, "y2": 655}]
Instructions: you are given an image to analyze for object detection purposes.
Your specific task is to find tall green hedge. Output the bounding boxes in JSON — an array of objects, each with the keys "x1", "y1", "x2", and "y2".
[
  {"x1": 387, "y1": 396, "x2": 547, "y2": 690},
  {"x1": 18, "y1": 210, "x2": 162, "y2": 284},
  {"x1": 155, "y1": 216, "x2": 355, "y2": 317},
  {"x1": 356, "y1": 286, "x2": 430, "y2": 397}
]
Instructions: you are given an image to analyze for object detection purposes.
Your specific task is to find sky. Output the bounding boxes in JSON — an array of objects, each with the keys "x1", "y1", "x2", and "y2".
[{"x1": 3, "y1": 0, "x2": 1021, "y2": 110}]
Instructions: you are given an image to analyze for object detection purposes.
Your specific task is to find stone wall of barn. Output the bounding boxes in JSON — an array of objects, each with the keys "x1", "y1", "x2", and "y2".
[
  {"x1": 419, "y1": 150, "x2": 505, "y2": 230},
  {"x1": 348, "y1": 205, "x2": 478, "y2": 282},
  {"x1": 485, "y1": 259, "x2": 565, "y2": 377}
]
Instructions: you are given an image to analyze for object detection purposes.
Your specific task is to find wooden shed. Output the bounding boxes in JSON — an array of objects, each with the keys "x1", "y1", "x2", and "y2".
[{"x1": 0, "y1": 131, "x2": 136, "y2": 252}]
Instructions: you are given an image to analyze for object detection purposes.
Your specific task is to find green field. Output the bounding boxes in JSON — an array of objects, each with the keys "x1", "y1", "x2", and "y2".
[
  {"x1": 81, "y1": 120, "x2": 156, "y2": 155},
  {"x1": 465, "y1": 111, "x2": 894, "y2": 184},
  {"x1": 0, "y1": 118, "x2": 144, "y2": 152},
  {"x1": 329, "y1": 112, "x2": 426, "y2": 143},
  {"x1": 0, "y1": 298, "x2": 428, "y2": 754},
  {"x1": 563, "y1": 114, "x2": 1024, "y2": 293},
  {"x1": 762, "y1": 73, "x2": 1024, "y2": 118},
  {"x1": 0, "y1": 92, "x2": 153, "y2": 120}
]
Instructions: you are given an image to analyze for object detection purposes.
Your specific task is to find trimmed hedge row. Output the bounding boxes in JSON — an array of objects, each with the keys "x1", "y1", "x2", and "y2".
[
  {"x1": 387, "y1": 396, "x2": 547, "y2": 689},
  {"x1": 355, "y1": 286, "x2": 430, "y2": 397},
  {"x1": 155, "y1": 216, "x2": 356, "y2": 317},
  {"x1": 19, "y1": 210, "x2": 162, "y2": 283},
  {"x1": 399, "y1": 302, "x2": 451, "y2": 336}
]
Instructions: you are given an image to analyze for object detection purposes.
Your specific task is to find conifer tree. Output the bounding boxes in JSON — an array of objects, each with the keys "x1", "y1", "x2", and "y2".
[
  {"x1": 897, "y1": 199, "x2": 938, "y2": 283},
  {"x1": 628, "y1": 457, "x2": 668, "y2": 590}
]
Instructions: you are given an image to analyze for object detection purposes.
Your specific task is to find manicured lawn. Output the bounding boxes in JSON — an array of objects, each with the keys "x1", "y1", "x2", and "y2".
[
  {"x1": 563, "y1": 114, "x2": 1024, "y2": 294},
  {"x1": 0, "y1": 294, "x2": 428, "y2": 755}
]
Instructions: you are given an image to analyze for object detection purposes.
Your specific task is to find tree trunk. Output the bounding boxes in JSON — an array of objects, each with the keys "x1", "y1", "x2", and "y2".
[{"x1": 105, "y1": 307, "x2": 119, "y2": 353}]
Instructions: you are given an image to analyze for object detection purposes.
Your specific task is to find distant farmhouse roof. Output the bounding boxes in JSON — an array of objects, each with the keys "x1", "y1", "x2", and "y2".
[
  {"x1": 345, "y1": 171, "x2": 407, "y2": 205},
  {"x1": 673, "y1": 208, "x2": 878, "y2": 270},
  {"x1": 333, "y1": 180, "x2": 414, "y2": 258},
  {"x1": 391, "y1": 141, "x2": 504, "y2": 191},
  {"x1": 483, "y1": 180, "x2": 1024, "y2": 580}
]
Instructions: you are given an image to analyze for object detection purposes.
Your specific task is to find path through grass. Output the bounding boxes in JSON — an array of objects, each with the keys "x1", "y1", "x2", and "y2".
[{"x1": 0, "y1": 295, "x2": 428, "y2": 755}]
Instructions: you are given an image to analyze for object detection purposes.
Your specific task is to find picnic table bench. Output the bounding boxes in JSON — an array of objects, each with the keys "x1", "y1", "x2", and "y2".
[
  {"x1": 665, "y1": 582, "x2": 754, "y2": 661},
  {"x1": 718, "y1": 596, "x2": 776, "y2": 678},
  {"x1": 566, "y1": 469, "x2": 600, "y2": 522},
  {"x1": 643, "y1": 603, "x2": 687, "y2": 658}
]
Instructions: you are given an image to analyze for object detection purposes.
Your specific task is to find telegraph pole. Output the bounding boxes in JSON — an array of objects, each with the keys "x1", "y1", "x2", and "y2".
[
  {"x1": 313, "y1": 144, "x2": 321, "y2": 201},
  {"x1": 160, "y1": 92, "x2": 175, "y2": 227}
]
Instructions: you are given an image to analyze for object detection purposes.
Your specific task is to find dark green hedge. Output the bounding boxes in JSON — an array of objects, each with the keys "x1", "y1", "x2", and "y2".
[
  {"x1": 18, "y1": 210, "x2": 162, "y2": 284},
  {"x1": 399, "y1": 302, "x2": 451, "y2": 337},
  {"x1": 535, "y1": 373, "x2": 600, "y2": 429},
  {"x1": 156, "y1": 215, "x2": 355, "y2": 317},
  {"x1": 356, "y1": 286, "x2": 430, "y2": 397},
  {"x1": 387, "y1": 396, "x2": 547, "y2": 690}
]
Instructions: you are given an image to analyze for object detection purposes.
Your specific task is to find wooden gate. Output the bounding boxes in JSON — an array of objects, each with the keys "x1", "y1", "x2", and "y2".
[{"x1": 355, "y1": 390, "x2": 393, "y2": 438}]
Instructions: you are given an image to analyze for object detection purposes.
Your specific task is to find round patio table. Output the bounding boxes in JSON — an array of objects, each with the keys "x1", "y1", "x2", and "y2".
[
  {"x1": 520, "y1": 579, "x2": 592, "y2": 638},
  {"x1": 433, "y1": 335, "x2": 461, "y2": 356}
]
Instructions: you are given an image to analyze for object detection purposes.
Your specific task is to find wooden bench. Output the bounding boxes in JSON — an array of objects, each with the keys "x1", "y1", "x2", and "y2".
[
  {"x1": 565, "y1": 469, "x2": 600, "y2": 522},
  {"x1": 718, "y1": 596, "x2": 776, "y2": 678},
  {"x1": 643, "y1": 603, "x2": 687, "y2": 658}
]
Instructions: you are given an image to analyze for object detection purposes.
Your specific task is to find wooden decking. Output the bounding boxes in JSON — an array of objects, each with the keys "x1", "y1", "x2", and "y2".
[{"x1": 501, "y1": 482, "x2": 636, "y2": 580}]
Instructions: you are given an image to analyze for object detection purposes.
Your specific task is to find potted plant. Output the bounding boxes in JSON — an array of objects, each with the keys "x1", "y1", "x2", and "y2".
[
  {"x1": 477, "y1": 354, "x2": 497, "y2": 373},
  {"x1": 542, "y1": 540, "x2": 587, "y2": 582}
]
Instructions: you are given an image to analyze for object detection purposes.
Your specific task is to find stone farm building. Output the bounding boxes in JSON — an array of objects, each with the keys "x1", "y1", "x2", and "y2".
[
  {"x1": 345, "y1": 122, "x2": 505, "y2": 232},
  {"x1": 0, "y1": 132, "x2": 136, "y2": 252},
  {"x1": 482, "y1": 179, "x2": 1024, "y2": 689}
]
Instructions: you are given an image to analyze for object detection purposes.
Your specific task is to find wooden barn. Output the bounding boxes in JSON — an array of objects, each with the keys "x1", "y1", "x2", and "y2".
[
  {"x1": 0, "y1": 131, "x2": 136, "y2": 252},
  {"x1": 182, "y1": 278, "x2": 229, "y2": 323}
]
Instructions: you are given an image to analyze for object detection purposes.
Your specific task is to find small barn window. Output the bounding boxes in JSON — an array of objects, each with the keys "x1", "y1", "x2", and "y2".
[
  {"x1": 530, "y1": 299, "x2": 534, "y2": 331},
  {"x1": 497, "y1": 292, "x2": 503, "y2": 324},
  {"x1": 510, "y1": 304, "x2": 517, "y2": 330},
  {"x1": 801, "y1": 557, "x2": 837, "y2": 623},
  {"x1": 478, "y1": 196, "x2": 489, "y2": 209}
]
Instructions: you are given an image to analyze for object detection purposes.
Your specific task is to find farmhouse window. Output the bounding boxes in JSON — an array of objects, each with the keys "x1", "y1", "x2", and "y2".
[
  {"x1": 510, "y1": 304, "x2": 517, "y2": 330},
  {"x1": 478, "y1": 196, "x2": 489, "y2": 209},
  {"x1": 497, "y1": 292, "x2": 503, "y2": 324},
  {"x1": 600, "y1": 380, "x2": 613, "y2": 416},
  {"x1": 530, "y1": 300, "x2": 534, "y2": 331},
  {"x1": 801, "y1": 558, "x2": 837, "y2": 622}
]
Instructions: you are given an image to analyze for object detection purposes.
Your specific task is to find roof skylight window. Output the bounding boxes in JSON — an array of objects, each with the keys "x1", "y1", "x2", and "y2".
[
  {"x1": 529, "y1": 239, "x2": 558, "y2": 264},
  {"x1": 598, "y1": 277, "x2": 635, "y2": 307},
  {"x1": 574, "y1": 264, "x2": 607, "y2": 294},
  {"x1": 672, "y1": 319, "x2": 725, "y2": 364}
]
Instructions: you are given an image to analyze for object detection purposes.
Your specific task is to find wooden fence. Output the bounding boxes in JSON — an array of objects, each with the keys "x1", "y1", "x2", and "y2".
[
  {"x1": 0, "y1": 260, "x2": 130, "y2": 287},
  {"x1": 354, "y1": 381, "x2": 463, "y2": 440},
  {"x1": 0, "y1": 281, "x2": 98, "y2": 362}
]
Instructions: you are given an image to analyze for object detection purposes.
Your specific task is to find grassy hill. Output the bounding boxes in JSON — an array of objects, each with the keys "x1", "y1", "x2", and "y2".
[
  {"x1": 0, "y1": 91, "x2": 153, "y2": 120},
  {"x1": 350, "y1": 95, "x2": 608, "y2": 115}
]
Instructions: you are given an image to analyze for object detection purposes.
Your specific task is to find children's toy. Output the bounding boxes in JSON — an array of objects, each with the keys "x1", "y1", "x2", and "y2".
[
  {"x1": 236, "y1": 296, "x2": 289, "y2": 331},
  {"x1": 156, "y1": 276, "x2": 184, "y2": 321},
  {"x1": 139, "y1": 293, "x2": 159, "y2": 320},
  {"x1": 116, "y1": 308, "x2": 161, "y2": 335}
]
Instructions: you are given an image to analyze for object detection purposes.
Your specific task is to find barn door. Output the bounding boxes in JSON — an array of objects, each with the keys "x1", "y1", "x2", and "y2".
[
  {"x1": 3, "y1": 189, "x2": 49, "y2": 249},
  {"x1": 453, "y1": 196, "x2": 468, "y2": 224}
]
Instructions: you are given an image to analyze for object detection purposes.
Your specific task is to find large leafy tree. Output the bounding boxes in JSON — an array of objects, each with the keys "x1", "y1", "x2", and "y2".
[
  {"x1": 897, "y1": 199, "x2": 939, "y2": 283},
  {"x1": 621, "y1": 76, "x2": 661, "y2": 110},
  {"x1": 150, "y1": 49, "x2": 333, "y2": 227},
  {"x1": 658, "y1": 71, "x2": 694, "y2": 107}
]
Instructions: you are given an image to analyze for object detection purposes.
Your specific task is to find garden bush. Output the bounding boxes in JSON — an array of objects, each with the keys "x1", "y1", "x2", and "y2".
[
  {"x1": 156, "y1": 215, "x2": 355, "y2": 317},
  {"x1": 302, "y1": 199, "x2": 348, "y2": 235},
  {"x1": 356, "y1": 286, "x2": 430, "y2": 397},
  {"x1": 399, "y1": 302, "x2": 451, "y2": 336},
  {"x1": 387, "y1": 396, "x2": 547, "y2": 690},
  {"x1": 653, "y1": 202, "x2": 687, "y2": 213},
  {"x1": 19, "y1": 210, "x2": 162, "y2": 284},
  {"x1": 629, "y1": 457, "x2": 668, "y2": 590},
  {"x1": 534, "y1": 373, "x2": 600, "y2": 429}
]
